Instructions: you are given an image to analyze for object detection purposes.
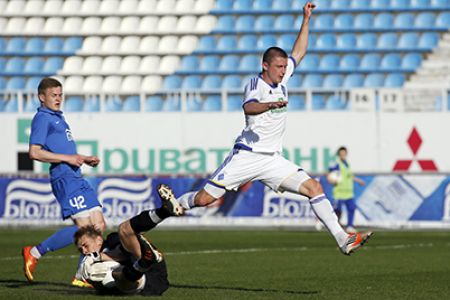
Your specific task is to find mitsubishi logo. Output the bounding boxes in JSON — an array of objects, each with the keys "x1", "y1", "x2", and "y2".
[{"x1": 393, "y1": 127, "x2": 438, "y2": 172}]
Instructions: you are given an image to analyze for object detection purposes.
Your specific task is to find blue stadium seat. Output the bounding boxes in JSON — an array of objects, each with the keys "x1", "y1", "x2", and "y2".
[
  {"x1": 411, "y1": 0, "x2": 431, "y2": 7},
  {"x1": 254, "y1": 0, "x2": 273, "y2": 10},
  {"x1": 354, "y1": 13, "x2": 373, "y2": 29},
  {"x1": 418, "y1": 32, "x2": 439, "y2": 48},
  {"x1": 197, "y1": 36, "x2": 217, "y2": 51},
  {"x1": 363, "y1": 73, "x2": 385, "y2": 87},
  {"x1": 104, "y1": 96, "x2": 123, "y2": 112},
  {"x1": 220, "y1": 55, "x2": 240, "y2": 71},
  {"x1": 394, "y1": 13, "x2": 414, "y2": 28},
  {"x1": 294, "y1": 15, "x2": 315, "y2": 28},
  {"x1": 215, "y1": 0, "x2": 233, "y2": 10},
  {"x1": 323, "y1": 75, "x2": 343, "y2": 88},
  {"x1": 186, "y1": 97, "x2": 203, "y2": 112},
  {"x1": 402, "y1": 53, "x2": 422, "y2": 69},
  {"x1": 180, "y1": 55, "x2": 200, "y2": 71},
  {"x1": 163, "y1": 75, "x2": 182, "y2": 90},
  {"x1": 288, "y1": 95, "x2": 305, "y2": 110},
  {"x1": 431, "y1": 0, "x2": 448, "y2": 6},
  {"x1": 216, "y1": 16, "x2": 235, "y2": 31},
  {"x1": 63, "y1": 37, "x2": 83, "y2": 53},
  {"x1": 222, "y1": 75, "x2": 241, "y2": 89},
  {"x1": 25, "y1": 77, "x2": 42, "y2": 91},
  {"x1": 234, "y1": 0, "x2": 253, "y2": 10},
  {"x1": 380, "y1": 54, "x2": 401, "y2": 70},
  {"x1": 374, "y1": 13, "x2": 394, "y2": 29},
  {"x1": 287, "y1": 75, "x2": 302, "y2": 89},
  {"x1": 24, "y1": 57, "x2": 45, "y2": 73},
  {"x1": 238, "y1": 35, "x2": 258, "y2": 50},
  {"x1": 64, "y1": 96, "x2": 84, "y2": 112},
  {"x1": 275, "y1": 15, "x2": 294, "y2": 29},
  {"x1": 331, "y1": 0, "x2": 351, "y2": 8},
  {"x1": 0, "y1": 58, "x2": 6, "y2": 71},
  {"x1": 326, "y1": 95, "x2": 347, "y2": 110},
  {"x1": 4, "y1": 98, "x2": 18, "y2": 112},
  {"x1": 255, "y1": 15, "x2": 275, "y2": 30},
  {"x1": 278, "y1": 34, "x2": 295, "y2": 51},
  {"x1": 384, "y1": 73, "x2": 405, "y2": 87},
  {"x1": 145, "y1": 96, "x2": 163, "y2": 111},
  {"x1": 371, "y1": 0, "x2": 390, "y2": 8},
  {"x1": 309, "y1": 0, "x2": 331, "y2": 9},
  {"x1": 360, "y1": 53, "x2": 381, "y2": 70},
  {"x1": 6, "y1": 37, "x2": 26, "y2": 54},
  {"x1": 398, "y1": 32, "x2": 419, "y2": 49},
  {"x1": 239, "y1": 55, "x2": 259, "y2": 71},
  {"x1": 343, "y1": 74, "x2": 364, "y2": 88},
  {"x1": 200, "y1": 55, "x2": 220, "y2": 71},
  {"x1": 163, "y1": 97, "x2": 180, "y2": 111},
  {"x1": 0, "y1": 77, "x2": 7, "y2": 89},
  {"x1": 350, "y1": 0, "x2": 371, "y2": 8},
  {"x1": 302, "y1": 74, "x2": 323, "y2": 87},
  {"x1": 337, "y1": 33, "x2": 356, "y2": 49},
  {"x1": 436, "y1": 12, "x2": 450, "y2": 27},
  {"x1": 227, "y1": 95, "x2": 242, "y2": 111},
  {"x1": 357, "y1": 33, "x2": 377, "y2": 49},
  {"x1": 83, "y1": 96, "x2": 100, "y2": 112},
  {"x1": 308, "y1": 34, "x2": 317, "y2": 48},
  {"x1": 312, "y1": 94, "x2": 325, "y2": 110},
  {"x1": 0, "y1": 38, "x2": 6, "y2": 52},
  {"x1": 24, "y1": 97, "x2": 41, "y2": 112},
  {"x1": 391, "y1": 0, "x2": 411, "y2": 9},
  {"x1": 377, "y1": 33, "x2": 397, "y2": 49},
  {"x1": 298, "y1": 54, "x2": 320, "y2": 70},
  {"x1": 272, "y1": 0, "x2": 292, "y2": 10},
  {"x1": 315, "y1": 14, "x2": 333, "y2": 29},
  {"x1": 316, "y1": 33, "x2": 336, "y2": 49},
  {"x1": 203, "y1": 95, "x2": 222, "y2": 111},
  {"x1": 217, "y1": 36, "x2": 238, "y2": 50},
  {"x1": 319, "y1": 54, "x2": 340, "y2": 70},
  {"x1": 415, "y1": 13, "x2": 436, "y2": 28},
  {"x1": 123, "y1": 96, "x2": 140, "y2": 112},
  {"x1": 5, "y1": 58, "x2": 25, "y2": 74},
  {"x1": 334, "y1": 14, "x2": 353, "y2": 29},
  {"x1": 25, "y1": 38, "x2": 45, "y2": 54},
  {"x1": 43, "y1": 57, "x2": 63, "y2": 74},
  {"x1": 202, "y1": 75, "x2": 222, "y2": 89},
  {"x1": 236, "y1": 15, "x2": 255, "y2": 31},
  {"x1": 182, "y1": 75, "x2": 202, "y2": 89},
  {"x1": 257, "y1": 34, "x2": 277, "y2": 50},
  {"x1": 340, "y1": 54, "x2": 360, "y2": 70},
  {"x1": 44, "y1": 37, "x2": 64, "y2": 53}
]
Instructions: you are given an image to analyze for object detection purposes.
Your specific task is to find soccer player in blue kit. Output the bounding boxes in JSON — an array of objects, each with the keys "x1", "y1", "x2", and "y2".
[{"x1": 22, "y1": 77, "x2": 106, "y2": 286}]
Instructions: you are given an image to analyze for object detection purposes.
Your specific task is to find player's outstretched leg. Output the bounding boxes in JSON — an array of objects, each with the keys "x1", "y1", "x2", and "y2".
[
  {"x1": 157, "y1": 184, "x2": 184, "y2": 216},
  {"x1": 340, "y1": 232, "x2": 373, "y2": 255}
]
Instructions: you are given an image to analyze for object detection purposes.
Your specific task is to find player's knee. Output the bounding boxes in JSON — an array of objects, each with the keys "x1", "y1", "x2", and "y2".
[
  {"x1": 95, "y1": 219, "x2": 106, "y2": 232},
  {"x1": 196, "y1": 190, "x2": 217, "y2": 206},
  {"x1": 118, "y1": 221, "x2": 134, "y2": 241},
  {"x1": 301, "y1": 179, "x2": 324, "y2": 198}
]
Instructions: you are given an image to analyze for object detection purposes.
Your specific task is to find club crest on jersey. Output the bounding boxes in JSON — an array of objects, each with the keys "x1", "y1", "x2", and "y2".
[{"x1": 65, "y1": 129, "x2": 74, "y2": 141}]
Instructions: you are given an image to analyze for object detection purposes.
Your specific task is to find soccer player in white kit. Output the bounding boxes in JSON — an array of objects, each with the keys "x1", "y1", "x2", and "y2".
[{"x1": 171, "y1": 2, "x2": 372, "y2": 255}]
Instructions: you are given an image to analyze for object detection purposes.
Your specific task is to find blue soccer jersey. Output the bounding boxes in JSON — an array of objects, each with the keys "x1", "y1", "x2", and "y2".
[{"x1": 29, "y1": 107, "x2": 81, "y2": 179}]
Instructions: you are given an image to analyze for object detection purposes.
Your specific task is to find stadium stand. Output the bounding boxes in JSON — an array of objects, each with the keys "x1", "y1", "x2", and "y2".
[{"x1": 0, "y1": 0, "x2": 449, "y2": 112}]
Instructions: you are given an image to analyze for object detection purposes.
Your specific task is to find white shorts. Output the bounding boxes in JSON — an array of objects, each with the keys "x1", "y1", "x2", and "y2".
[{"x1": 204, "y1": 148, "x2": 311, "y2": 198}]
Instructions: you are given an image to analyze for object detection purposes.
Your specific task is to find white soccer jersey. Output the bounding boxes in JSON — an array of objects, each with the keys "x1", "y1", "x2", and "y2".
[{"x1": 234, "y1": 56, "x2": 296, "y2": 153}]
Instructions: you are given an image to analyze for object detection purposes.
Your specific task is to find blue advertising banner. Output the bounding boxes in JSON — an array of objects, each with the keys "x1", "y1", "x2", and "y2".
[{"x1": 0, "y1": 174, "x2": 449, "y2": 228}]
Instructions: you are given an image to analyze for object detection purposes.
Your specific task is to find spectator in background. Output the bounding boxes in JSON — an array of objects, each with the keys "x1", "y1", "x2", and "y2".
[{"x1": 327, "y1": 146, "x2": 365, "y2": 233}]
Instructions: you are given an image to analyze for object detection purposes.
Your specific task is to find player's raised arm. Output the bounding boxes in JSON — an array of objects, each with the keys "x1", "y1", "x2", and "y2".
[{"x1": 290, "y1": 2, "x2": 315, "y2": 65}]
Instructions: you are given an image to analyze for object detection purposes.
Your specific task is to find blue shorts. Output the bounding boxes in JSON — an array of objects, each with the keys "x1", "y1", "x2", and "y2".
[{"x1": 51, "y1": 175, "x2": 101, "y2": 219}]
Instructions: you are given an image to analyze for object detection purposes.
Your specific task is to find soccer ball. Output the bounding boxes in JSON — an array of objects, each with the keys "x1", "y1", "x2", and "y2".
[{"x1": 327, "y1": 171, "x2": 342, "y2": 185}]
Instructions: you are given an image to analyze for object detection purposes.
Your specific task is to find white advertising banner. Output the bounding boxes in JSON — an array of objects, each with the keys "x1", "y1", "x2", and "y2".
[{"x1": 1, "y1": 111, "x2": 448, "y2": 174}]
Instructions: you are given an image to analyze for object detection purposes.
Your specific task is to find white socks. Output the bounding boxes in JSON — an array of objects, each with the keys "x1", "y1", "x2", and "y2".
[
  {"x1": 177, "y1": 191, "x2": 197, "y2": 210},
  {"x1": 30, "y1": 246, "x2": 41, "y2": 259},
  {"x1": 310, "y1": 194, "x2": 348, "y2": 247}
]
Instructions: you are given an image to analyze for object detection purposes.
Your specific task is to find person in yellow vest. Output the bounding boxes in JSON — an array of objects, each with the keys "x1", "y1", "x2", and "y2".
[{"x1": 327, "y1": 147, "x2": 365, "y2": 233}]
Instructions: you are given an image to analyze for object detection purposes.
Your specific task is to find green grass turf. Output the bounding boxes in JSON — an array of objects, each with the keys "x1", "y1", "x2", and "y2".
[{"x1": 0, "y1": 229, "x2": 449, "y2": 299}]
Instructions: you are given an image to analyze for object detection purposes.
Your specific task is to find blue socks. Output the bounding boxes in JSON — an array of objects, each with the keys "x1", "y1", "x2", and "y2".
[{"x1": 35, "y1": 225, "x2": 78, "y2": 256}]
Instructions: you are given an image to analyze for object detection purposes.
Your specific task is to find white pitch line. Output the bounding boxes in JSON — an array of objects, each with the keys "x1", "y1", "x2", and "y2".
[{"x1": 2, "y1": 242, "x2": 444, "y2": 262}]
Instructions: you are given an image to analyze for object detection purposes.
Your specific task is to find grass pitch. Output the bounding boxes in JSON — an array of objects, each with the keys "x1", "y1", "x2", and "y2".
[{"x1": 0, "y1": 228, "x2": 449, "y2": 299}]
